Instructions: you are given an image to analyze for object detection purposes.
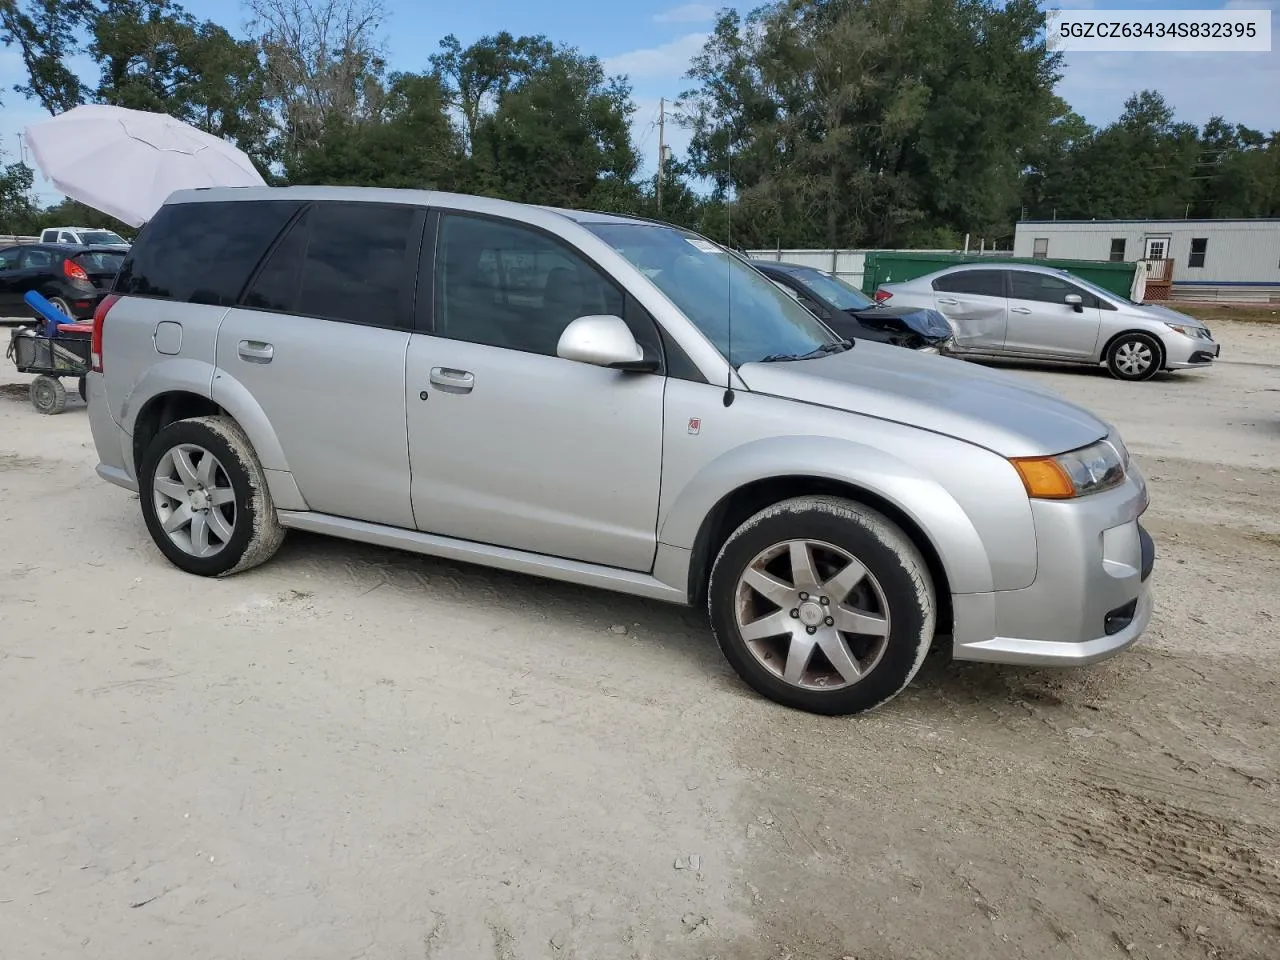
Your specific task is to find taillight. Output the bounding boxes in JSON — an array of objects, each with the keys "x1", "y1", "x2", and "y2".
[
  {"x1": 874, "y1": 289, "x2": 892, "y2": 303},
  {"x1": 91, "y1": 294, "x2": 120, "y2": 373},
  {"x1": 64, "y1": 258, "x2": 91, "y2": 282}
]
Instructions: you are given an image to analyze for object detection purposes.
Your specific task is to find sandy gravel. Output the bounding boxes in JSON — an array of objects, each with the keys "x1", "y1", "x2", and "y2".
[{"x1": 1, "y1": 321, "x2": 1277, "y2": 960}]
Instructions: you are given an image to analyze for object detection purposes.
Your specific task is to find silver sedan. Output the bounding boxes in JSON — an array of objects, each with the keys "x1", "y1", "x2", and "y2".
[{"x1": 875, "y1": 263, "x2": 1220, "y2": 381}]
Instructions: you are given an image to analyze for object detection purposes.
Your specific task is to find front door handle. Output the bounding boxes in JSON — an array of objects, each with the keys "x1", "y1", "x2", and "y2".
[
  {"x1": 238, "y1": 340, "x2": 274, "y2": 363},
  {"x1": 429, "y1": 367, "x2": 474, "y2": 393},
  {"x1": 1010, "y1": 307, "x2": 1032, "y2": 315},
  {"x1": 936, "y1": 298, "x2": 958, "y2": 305}
]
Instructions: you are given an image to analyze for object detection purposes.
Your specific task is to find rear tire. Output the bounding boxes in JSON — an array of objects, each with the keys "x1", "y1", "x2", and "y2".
[
  {"x1": 46, "y1": 296, "x2": 73, "y2": 320},
  {"x1": 1106, "y1": 333, "x2": 1163, "y2": 381},
  {"x1": 707, "y1": 496, "x2": 936, "y2": 715},
  {"x1": 138, "y1": 415, "x2": 286, "y2": 577},
  {"x1": 30, "y1": 375, "x2": 67, "y2": 415}
]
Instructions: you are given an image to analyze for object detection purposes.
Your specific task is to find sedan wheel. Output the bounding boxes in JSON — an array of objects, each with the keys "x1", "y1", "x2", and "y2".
[
  {"x1": 708, "y1": 496, "x2": 936, "y2": 715},
  {"x1": 1106, "y1": 333, "x2": 1163, "y2": 382}
]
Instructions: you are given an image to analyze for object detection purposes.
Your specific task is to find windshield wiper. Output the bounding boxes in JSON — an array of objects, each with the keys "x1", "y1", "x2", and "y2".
[{"x1": 758, "y1": 339, "x2": 853, "y2": 363}]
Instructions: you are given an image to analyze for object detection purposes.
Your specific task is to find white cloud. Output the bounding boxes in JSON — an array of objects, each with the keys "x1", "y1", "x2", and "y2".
[
  {"x1": 604, "y1": 33, "x2": 709, "y2": 81},
  {"x1": 654, "y1": 3, "x2": 717, "y2": 23}
]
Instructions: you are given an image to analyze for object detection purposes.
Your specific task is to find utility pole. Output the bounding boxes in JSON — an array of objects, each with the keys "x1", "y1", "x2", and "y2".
[{"x1": 657, "y1": 97, "x2": 665, "y2": 213}]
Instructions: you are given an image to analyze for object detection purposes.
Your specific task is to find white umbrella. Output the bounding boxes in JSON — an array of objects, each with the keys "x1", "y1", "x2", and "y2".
[{"x1": 23, "y1": 104, "x2": 267, "y2": 227}]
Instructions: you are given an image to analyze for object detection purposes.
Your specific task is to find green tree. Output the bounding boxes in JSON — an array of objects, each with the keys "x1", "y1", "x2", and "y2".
[
  {"x1": 0, "y1": 155, "x2": 38, "y2": 235},
  {"x1": 91, "y1": 1, "x2": 273, "y2": 168},
  {"x1": 286, "y1": 71, "x2": 461, "y2": 188},
  {"x1": 0, "y1": 0, "x2": 96, "y2": 112},
  {"x1": 435, "y1": 34, "x2": 641, "y2": 210},
  {"x1": 682, "y1": 0, "x2": 1061, "y2": 248}
]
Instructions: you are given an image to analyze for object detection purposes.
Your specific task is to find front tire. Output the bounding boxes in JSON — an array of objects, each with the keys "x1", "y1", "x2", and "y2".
[
  {"x1": 139, "y1": 415, "x2": 285, "y2": 577},
  {"x1": 1106, "y1": 333, "x2": 1163, "y2": 381},
  {"x1": 708, "y1": 496, "x2": 936, "y2": 715}
]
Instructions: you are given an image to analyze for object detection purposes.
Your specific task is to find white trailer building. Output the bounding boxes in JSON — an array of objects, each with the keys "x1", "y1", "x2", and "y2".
[{"x1": 1012, "y1": 218, "x2": 1280, "y2": 302}]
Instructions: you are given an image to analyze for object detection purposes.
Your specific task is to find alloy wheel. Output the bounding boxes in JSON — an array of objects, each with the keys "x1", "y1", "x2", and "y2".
[
  {"x1": 734, "y1": 538, "x2": 890, "y2": 690},
  {"x1": 152, "y1": 443, "x2": 237, "y2": 558}
]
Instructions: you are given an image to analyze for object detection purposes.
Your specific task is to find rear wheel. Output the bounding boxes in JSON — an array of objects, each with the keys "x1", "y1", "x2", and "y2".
[
  {"x1": 138, "y1": 415, "x2": 285, "y2": 577},
  {"x1": 30, "y1": 375, "x2": 67, "y2": 415},
  {"x1": 46, "y1": 296, "x2": 73, "y2": 320},
  {"x1": 1106, "y1": 333, "x2": 1163, "y2": 381},
  {"x1": 707, "y1": 496, "x2": 936, "y2": 715}
]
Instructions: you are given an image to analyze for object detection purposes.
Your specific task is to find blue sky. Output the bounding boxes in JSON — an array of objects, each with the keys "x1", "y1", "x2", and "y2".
[{"x1": 2, "y1": 0, "x2": 1278, "y2": 206}]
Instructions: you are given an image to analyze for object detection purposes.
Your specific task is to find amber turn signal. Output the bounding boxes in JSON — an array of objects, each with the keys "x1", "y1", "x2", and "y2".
[{"x1": 1010, "y1": 456, "x2": 1076, "y2": 499}]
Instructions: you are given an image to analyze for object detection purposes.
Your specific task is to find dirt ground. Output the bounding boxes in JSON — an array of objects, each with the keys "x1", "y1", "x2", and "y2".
[{"x1": 1, "y1": 321, "x2": 1277, "y2": 960}]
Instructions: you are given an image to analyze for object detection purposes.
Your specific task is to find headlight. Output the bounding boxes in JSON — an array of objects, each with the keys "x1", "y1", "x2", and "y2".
[
  {"x1": 1010, "y1": 438, "x2": 1126, "y2": 500},
  {"x1": 1164, "y1": 321, "x2": 1207, "y2": 340}
]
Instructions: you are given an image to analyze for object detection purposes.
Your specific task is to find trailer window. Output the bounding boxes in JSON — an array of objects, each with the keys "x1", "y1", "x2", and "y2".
[
  {"x1": 1032, "y1": 238, "x2": 1049, "y2": 259},
  {"x1": 1188, "y1": 238, "x2": 1207, "y2": 268},
  {"x1": 1109, "y1": 238, "x2": 1126, "y2": 261}
]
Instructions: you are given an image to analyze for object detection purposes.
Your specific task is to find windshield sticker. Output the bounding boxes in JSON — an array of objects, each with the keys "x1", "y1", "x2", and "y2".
[{"x1": 685, "y1": 237, "x2": 721, "y2": 254}]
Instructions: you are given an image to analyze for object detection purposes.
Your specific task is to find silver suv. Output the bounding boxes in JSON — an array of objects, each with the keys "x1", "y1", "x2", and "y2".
[{"x1": 86, "y1": 187, "x2": 1156, "y2": 715}]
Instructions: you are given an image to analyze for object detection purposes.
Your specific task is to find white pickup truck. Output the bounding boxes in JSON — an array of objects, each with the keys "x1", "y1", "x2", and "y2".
[{"x1": 40, "y1": 226, "x2": 130, "y2": 249}]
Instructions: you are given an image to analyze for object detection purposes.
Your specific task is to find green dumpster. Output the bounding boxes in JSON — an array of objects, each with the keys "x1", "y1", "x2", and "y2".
[{"x1": 861, "y1": 252, "x2": 1137, "y2": 300}]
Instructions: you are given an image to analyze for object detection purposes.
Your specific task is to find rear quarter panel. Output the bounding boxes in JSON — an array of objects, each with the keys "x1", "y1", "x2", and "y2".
[{"x1": 102, "y1": 298, "x2": 227, "y2": 430}]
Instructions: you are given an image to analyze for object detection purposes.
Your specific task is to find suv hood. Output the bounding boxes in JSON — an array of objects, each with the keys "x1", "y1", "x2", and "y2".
[{"x1": 738, "y1": 340, "x2": 1109, "y2": 458}]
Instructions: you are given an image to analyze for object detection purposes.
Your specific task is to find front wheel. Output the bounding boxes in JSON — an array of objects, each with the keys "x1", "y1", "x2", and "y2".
[
  {"x1": 1106, "y1": 333, "x2": 1163, "y2": 381},
  {"x1": 708, "y1": 496, "x2": 936, "y2": 715},
  {"x1": 138, "y1": 415, "x2": 286, "y2": 577}
]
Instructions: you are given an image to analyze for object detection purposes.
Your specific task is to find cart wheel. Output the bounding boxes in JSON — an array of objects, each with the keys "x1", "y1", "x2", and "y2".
[
  {"x1": 78, "y1": 376, "x2": 87, "y2": 401},
  {"x1": 30, "y1": 375, "x2": 67, "y2": 415}
]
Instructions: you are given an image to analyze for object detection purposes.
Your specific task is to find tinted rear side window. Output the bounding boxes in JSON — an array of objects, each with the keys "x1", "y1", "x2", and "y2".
[
  {"x1": 294, "y1": 202, "x2": 421, "y2": 327},
  {"x1": 933, "y1": 270, "x2": 1006, "y2": 297},
  {"x1": 242, "y1": 208, "x2": 311, "y2": 312},
  {"x1": 115, "y1": 200, "x2": 304, "y2": 305}
]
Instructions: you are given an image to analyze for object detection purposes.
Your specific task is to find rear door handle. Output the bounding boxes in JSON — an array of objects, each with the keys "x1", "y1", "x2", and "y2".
[
  {"x1": 429, "y1": 367, "x2": 474, "y2": 393},
  {"x1": 1010, "y1": 307, "x2": 1032, "y2": 315},
  {"x1": 238, "y1": 340, "x2": 274, "y2": 363},
  {"x1": 936, "y1": 298, "x2": 958, "y2": 305}
]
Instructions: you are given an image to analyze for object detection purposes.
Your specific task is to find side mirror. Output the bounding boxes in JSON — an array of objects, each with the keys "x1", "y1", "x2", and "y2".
[
  {"x1": 1064, "y1": 293, "x2": 1084, "y2": 313},
  {"x1": 556, "y1": 314, "x2": 658, "y2": 372}
]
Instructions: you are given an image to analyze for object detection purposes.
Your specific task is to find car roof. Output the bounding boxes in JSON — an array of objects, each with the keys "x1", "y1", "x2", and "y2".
[
  {"x1": 163, "y1": 184, "x2": 658, "y2": 229},
  {"x1": 749, "y1": 260, "x2": 812, "y2": 274},
  {"x1": 930, "y1": 261, "x2": 1077, "y2": 277}
]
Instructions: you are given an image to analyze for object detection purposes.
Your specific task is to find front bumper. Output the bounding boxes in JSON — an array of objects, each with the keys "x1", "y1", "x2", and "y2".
[
  {"x1": 1164, "y1": 334, "x2": 1220, "y2": 369},
  {"x1": 951, "y1": 469, "x2": 1154, "y2": 667}
]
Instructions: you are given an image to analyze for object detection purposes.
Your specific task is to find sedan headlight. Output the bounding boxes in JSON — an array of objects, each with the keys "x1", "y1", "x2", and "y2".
[
  {"x1": 1010, "y1": 438, "x2": 1126, "y2": 500},
  {"x1": 1164, "y1": 321, "x2": 1209, "y2": 340}
]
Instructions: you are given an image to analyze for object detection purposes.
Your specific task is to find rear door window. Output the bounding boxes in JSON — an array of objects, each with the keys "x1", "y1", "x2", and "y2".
[
  {"x1": 241, "y1": 201, "x2": 424, "y2": 329},
  {"x1": 933, "y1": 270, "x2": 1006, "y2": 297},
  {"x1": 295, "y1": 202, "x2": 422, "y2": 328},
  {"x1": 114, "y1": 199, "x2": 306, "y2": 304}
]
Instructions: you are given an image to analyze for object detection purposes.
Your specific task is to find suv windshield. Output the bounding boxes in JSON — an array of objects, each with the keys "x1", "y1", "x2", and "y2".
[
  {"x1": 787, "y1": 266, "x2": 875, "y2": 310},
  {"x1": 81, "y1": 231, "x2": 127, "y2": 245},
  {"x1": 583, "y1": 222, "x2": 841, "y2": 366}
]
